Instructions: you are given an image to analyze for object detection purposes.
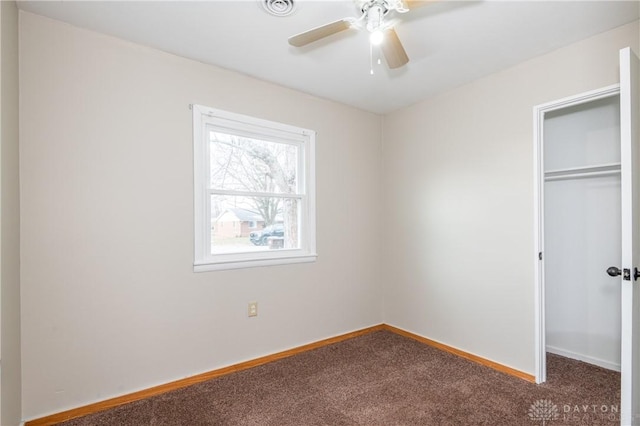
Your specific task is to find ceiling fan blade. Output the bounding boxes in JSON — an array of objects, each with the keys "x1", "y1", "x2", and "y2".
[
  {"x1": 404, "y1": 0, "x2": 439, "y2": 9},
  {"x1": 381, "y1": 28, "x2": 409, "y2": 69},
  {"x1": 288, "y1": 19, "x2": 352, "y2": 47}
]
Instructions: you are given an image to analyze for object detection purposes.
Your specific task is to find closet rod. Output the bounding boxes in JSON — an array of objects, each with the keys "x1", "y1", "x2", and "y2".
[{"x1": 544, "y1": 169, "x2": 621, "y2": 182}]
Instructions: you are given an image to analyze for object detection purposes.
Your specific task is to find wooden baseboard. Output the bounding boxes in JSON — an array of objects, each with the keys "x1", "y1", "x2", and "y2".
[
  {"x1": 382, "y1": 324, "x2": 536, "y2": 383},
  {"x1": 25, "y1": 323, "x2": 533, "y2": 425},
  {"x1": 25, "y1": 325, "x2": 385, "y2": 426}
]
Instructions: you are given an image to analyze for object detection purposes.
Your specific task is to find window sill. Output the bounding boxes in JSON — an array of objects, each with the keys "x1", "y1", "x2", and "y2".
[{"x1": 194, "y1": 253, "x2": 317, "y2": 272}]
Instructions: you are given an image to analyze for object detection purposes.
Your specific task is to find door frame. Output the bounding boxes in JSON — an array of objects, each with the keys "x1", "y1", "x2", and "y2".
[{"x1": 533, "y1": 83, "x2": 621, "y2": 384}]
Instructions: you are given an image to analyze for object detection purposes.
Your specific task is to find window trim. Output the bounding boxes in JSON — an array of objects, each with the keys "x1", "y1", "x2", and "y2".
[{"x1": 193, "y1": 104, "x2": 317, "y2": 272}]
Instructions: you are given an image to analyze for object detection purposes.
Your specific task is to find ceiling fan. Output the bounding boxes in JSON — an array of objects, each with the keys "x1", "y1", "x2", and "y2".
[{"x1": 288, "y1": 0, "x2": 432, "y2": 69}]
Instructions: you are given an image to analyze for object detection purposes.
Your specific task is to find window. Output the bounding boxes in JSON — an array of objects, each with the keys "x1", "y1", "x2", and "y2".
[{"x1": 193, "y1": 105, "x2": 316, "y2": 271}]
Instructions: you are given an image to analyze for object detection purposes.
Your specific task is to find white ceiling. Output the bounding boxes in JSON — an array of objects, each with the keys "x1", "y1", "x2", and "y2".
[{"x1": 17, "y1": 0, "x2": 640, "y2": 114}]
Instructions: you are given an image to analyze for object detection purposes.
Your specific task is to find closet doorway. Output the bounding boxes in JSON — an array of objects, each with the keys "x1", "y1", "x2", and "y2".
[
  {"x1": 534, "y1": 83, "x2": 622, "y2": 380},
  {"x1": 543, "y1": 92, "x2": 622, "y2": 374}
]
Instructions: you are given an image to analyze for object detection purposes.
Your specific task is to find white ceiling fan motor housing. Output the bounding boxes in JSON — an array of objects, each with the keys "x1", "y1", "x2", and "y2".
[{"x1": 356, "y1": 0, "x2": 409, "y2": 16}]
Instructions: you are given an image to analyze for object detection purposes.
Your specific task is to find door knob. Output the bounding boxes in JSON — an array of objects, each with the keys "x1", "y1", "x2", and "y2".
[{"x1": 607, "y1": 266, "x2": 622, "y2": 277}]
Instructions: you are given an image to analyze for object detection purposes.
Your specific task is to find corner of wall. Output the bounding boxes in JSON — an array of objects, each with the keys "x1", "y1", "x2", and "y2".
[{"x1": 1, "y1": 1, "x2": 22, "y2": 425}]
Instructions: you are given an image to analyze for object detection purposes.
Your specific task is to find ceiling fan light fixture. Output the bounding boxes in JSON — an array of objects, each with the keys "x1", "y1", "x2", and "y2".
[{"x1": 370, "y1": 30, "x2": 384, "y2": 45}]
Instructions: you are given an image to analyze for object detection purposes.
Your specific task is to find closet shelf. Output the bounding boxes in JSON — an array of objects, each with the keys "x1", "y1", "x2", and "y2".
[{"x1": 544, "y1": 163, "x2": 621, "y2": 182}]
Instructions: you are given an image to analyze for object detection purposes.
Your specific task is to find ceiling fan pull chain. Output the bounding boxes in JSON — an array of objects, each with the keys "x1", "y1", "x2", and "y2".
[{"x1": 370, "y1": 42, "x2": 374, "y2": 75}]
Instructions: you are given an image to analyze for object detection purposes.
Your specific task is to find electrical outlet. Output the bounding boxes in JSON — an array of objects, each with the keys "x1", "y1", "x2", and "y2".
[{"x1": 248, "y1": 301, "x2": 258, "y2": 317}]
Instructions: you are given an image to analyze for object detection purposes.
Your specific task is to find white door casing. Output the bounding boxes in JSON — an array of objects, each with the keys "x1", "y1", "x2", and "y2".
[{"x1": 533, "y1": 83, "x2": 620, "y2": 384}]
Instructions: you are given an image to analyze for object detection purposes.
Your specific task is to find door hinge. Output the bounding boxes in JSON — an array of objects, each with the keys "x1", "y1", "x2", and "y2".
[{"x1": 538, "y1": 252, "x2": 542, "y2": 260}]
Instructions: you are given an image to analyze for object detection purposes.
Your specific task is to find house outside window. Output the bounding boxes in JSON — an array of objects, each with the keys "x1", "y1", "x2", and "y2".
[{"x1": 193, "y1": 105, "x2": 316, "y2": 271}]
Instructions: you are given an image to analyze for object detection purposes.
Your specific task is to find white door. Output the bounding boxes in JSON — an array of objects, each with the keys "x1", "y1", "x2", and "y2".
[{"x1": 619, "y1": 46, "x2": 640, "y2": 426}]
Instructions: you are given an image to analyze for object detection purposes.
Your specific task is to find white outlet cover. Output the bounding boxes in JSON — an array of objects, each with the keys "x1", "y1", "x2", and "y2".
[{"x1": 248, "y1": 302, "x2": 258, "y2": 317}]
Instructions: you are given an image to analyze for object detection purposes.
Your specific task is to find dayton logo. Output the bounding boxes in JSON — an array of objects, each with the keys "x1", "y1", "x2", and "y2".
[{"x1": 528, "y1": 399, "x2": 560, "y2": 425}]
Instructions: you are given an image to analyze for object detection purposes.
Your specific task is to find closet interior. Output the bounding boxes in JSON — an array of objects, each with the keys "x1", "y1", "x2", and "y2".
[{"x1": 544, "y1": 94, "x2": 622, "y2": 372}]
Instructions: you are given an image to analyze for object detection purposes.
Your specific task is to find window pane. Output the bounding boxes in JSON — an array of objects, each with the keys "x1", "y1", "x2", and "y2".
[
  {"x1": 209, "y1": 130, "x2": 299, "y2": 194},
  {"x1": 210, "y1": 195, "x2": 299, "y2": 254}
]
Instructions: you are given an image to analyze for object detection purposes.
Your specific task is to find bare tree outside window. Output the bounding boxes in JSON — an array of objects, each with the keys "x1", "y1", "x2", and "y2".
[{"x1": 209, "y1": 132, "x2": 299, "y2": 249}]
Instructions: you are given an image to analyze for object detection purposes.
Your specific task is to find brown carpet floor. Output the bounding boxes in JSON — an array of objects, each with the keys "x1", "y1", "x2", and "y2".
[{"x1": 58, "y1": 330, "x2": 620, "y2": 425}]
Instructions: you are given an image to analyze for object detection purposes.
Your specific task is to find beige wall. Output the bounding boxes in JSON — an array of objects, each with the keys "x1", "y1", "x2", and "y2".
[
  {"x1": 1, "y1": 1, "x2": 21, "y2": 425},
  {"x1": 19, "y1": 11, "x2": 383, "y2": 420},
  {"x1": 382, "y1": 21, "x2": 640, "y2": 374}
]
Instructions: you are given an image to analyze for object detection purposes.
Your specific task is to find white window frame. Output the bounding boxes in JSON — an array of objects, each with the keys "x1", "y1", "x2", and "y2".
[{"x1": 193, "y1": 104, "x2": 317, "y2": 272}]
